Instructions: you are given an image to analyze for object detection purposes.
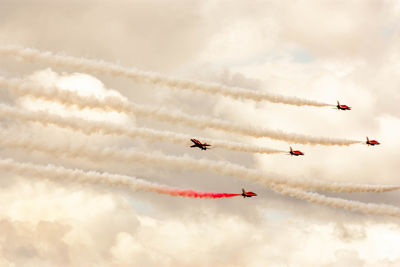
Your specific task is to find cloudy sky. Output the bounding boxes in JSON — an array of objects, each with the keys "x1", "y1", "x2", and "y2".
[{"x1": 0, "y1": 0, "x2": 400, "y2": 266}]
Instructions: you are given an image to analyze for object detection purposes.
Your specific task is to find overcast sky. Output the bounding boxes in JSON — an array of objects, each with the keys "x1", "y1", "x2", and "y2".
[{"x1": 0, "y1": 0, "x2": 400, "y2": 266}]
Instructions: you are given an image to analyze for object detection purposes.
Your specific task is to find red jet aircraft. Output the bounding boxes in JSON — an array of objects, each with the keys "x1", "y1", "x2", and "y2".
[
  {"x1": 241, "y1": 188, "x2": 257, "y2": 198},
  {"x1": 336, "y1": 101, "x2": 351, "y2": 110},
  {"x1": 289, "y1": 147, "x2": 304, "y2": 156},
  {"x1": 366, "y1": 137, "x2": 380, "y2": 146},
  {"x1": 190, "y1": 138, "x2": 211, "y2": 150}
]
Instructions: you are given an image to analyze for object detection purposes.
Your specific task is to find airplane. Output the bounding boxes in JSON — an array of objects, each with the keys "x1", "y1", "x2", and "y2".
[
  {"x1": 190, "y1": 138, "x2": 211, "y2": 150},
  {"x1": 366, "y1": 137, "x2": 380, "y2": 146},
  {"x1": 289, "y1": 147, "x2": 304, "y2": 156},
  {"x1": 241, "y1": 188, "x2": 257, "y2": 198},
  {"x1": 336, "y1": 101, "x2": 351, "y2": 110}
]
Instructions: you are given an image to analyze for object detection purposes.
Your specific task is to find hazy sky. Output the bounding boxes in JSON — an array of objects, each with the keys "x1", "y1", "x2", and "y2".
[{"x1": 0, "y1": 0, "x2": 400, "y2": 266}]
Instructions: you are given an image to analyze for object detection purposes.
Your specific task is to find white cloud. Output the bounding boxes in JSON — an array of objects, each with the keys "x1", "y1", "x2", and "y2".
[{"x1": 0, "y1": 0, "x2": 400, "y2": 266}]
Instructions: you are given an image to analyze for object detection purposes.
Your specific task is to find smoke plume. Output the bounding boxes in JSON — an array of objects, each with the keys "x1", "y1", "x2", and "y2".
[
  {"x1": 0, "y1": 133, "x2": 397, "y2": 194},
  {"x1": 0, "y1": 103, "x2": 284, "y2": 155},
  {"x1": 0, "y1": 157, "x2": 240, "y2": 199},
  {"x1": 0, "y1": 77, "x2": 361, "y2": 146},
  {"x1": 0, "y1": 45, "x2": 331, "y2": 107},
  {"x1": 270, "y1": 184, "x2": 400, "y2": 217},
  {"x1": 2, "y1": 157, "x2": 398, "y2": 216}
]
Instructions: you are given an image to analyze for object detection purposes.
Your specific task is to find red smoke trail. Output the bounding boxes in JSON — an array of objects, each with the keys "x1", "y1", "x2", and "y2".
[{"x1": 153, "y1": 188, "x2": 241, "y2": 198}]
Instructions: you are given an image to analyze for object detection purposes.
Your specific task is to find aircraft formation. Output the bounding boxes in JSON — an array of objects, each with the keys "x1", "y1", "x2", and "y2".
[
  {"x1": 2, "y1": 45, "x2": 395, "y2": 217},
  {"x1": 190, "y1": 100, "x2": 380, "y2": 197}
]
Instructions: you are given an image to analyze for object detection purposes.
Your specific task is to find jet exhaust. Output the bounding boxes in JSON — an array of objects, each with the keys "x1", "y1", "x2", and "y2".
[
  {"x1": 270, "y1": 184, "x2": 400, "y2": 217},
  {"x1": 0, "y1": 77, "x2": 360, "y2": 146},
  {"x1": 0, "y1": 103, "x2": 285, "y2": 155},
  {"x1": 0, "y1": 45, "x2": 331, "y2": 107},
  {"x1": 1, "y1": 157, "x2": 398, "y2": 216},
  {"x1": 0, "y1": 157, "x2": 240, "y2": 199},
  {"x1": 0, "y1": 132, "x2": 397, "y2": 194}
]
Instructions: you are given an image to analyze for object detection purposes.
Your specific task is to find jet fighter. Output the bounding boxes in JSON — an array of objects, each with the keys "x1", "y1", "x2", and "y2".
[
  {"x1": 289, "y1": 147, "x2": 304, "y2": 156},
  {"x1": 366, "y1": 137, "x2": 380, "y2": 146},
  {"x1": 241, "y1": 188, "x2": 257, "y2": 198},
  {"x1": 190, "y1": 138, "x2": 211, "y2": 150},
  {"x1": 336, "y1": 101, "x2": 351, "y2": 110}
]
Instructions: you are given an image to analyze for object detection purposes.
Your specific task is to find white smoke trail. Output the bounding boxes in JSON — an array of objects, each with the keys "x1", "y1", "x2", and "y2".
[
  {"x1": 0, "y1": 157, "x2": 237, "y2": 199},
  {"x1": 1, "y1": 157, "x2": 398, "y2": 217},
  {"x1": 0, "y1": 104, "x2": 284, "y2": 155},
  {"x1": 270, "y1": 184, "x2": 400, "y2": 217},
  {"x1": 0, "y1": 157, "x2": 157, "y2": 191},
  {"x1": 0, "y1": 44, "x2": 331, "y2": 107},
  {"x1": 0, "y1": 77, "x2": 360, "y2": 146},
  {"x1": 0, "y1": 133, "x2": 397, "y2": 193}
]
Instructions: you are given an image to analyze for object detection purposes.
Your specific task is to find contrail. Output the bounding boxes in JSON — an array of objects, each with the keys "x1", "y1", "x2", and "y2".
[
  {"x1": 0, "y1": 157, "x2": 239, "y2": 199},
  {"x1": 0, "y1": 133, "x2": 397, "y2": 193},
  {"x1": 0, "y1": 44, "x2": 331, "y2": 107},
  {"x1": 270, "y1": 184, "x2": 400, "y2": 217},
  {"x1": 0, "y1": 77, "x2": 360, "y2": 146},
  {"x1": 1, "y1": 157, "x2": 398, "y2": 216},
  {"x1": 0, "y1": 104, "x2": 284, "y2": 155}
]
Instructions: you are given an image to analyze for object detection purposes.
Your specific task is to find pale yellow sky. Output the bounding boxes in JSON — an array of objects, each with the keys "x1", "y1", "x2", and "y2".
[{"x1": 0, "y1": 0, "x2": 400, "y2": 266}]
